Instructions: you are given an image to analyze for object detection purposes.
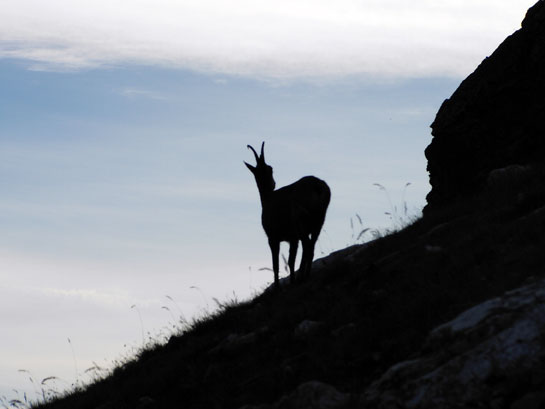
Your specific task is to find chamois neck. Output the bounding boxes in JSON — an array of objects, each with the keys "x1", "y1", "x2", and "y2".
[{"x1": 258, "y1": 186, "x2": 274, "y2": 206}]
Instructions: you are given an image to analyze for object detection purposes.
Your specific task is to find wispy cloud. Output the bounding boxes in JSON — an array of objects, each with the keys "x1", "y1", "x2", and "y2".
[
  {"x1": 0, "y1": 0, "x2": 535, "y2": 79},
  {"x1": 119, "y1": 87, "x2": 169, "y2": 100}
]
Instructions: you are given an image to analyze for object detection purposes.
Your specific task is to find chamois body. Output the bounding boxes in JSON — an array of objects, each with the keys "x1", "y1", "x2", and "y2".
[
  {"x1": 261, "y1": 176, "x2": 329, "y2": 243},
  {"x1": 245, "y1": 143, "x2": 331, "y2": 288}
]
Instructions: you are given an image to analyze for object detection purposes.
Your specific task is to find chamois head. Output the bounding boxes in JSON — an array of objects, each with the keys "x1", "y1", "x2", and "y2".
[{"x1": 244, "y1": 142, "x2": 276, "y2": 193}]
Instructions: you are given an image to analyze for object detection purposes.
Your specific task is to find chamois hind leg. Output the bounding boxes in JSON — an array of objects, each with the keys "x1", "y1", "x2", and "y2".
[
  {"x1": 300, "y1": 232, "x2": 319, "y2": 280},
  {"x1": 269, "y1": 239, "x2": 280, "y2": 288},
  {"x1": 299, "y1": 236, "x2": 312, "y2": 282},
  {"x1": 305, "y1": 234, "x2": 318, "y2": 278},
  {"x1": 288, "y1": 240, "x2": 298, "y2": 284}
]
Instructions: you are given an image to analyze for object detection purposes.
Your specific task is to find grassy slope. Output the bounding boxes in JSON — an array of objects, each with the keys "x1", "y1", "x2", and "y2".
[{"x1": 35, "y1": 165, "x2": 545, "y2": 409}]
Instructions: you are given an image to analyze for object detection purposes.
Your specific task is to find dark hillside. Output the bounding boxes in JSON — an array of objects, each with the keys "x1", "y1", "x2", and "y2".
[
  {"x1": 33, "y1": 2, "x2": 545, "y2": 408},
  {"x1": 33, "y1": 162, "x2": 545, "y2": 408}
]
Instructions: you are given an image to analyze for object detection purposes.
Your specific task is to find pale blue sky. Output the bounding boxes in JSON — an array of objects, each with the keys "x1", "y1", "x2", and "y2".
[{"x1": 0, "y1": 0, "x2": 535, "y2": 403}]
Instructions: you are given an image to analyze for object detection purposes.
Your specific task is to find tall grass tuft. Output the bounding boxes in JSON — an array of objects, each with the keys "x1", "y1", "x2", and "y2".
[
  {"x1": 351, "y1": 182, "x2": 420, "y2": 244},
  {"x1": 373, "y1": 182, "x2": 418, "y2": 232}
]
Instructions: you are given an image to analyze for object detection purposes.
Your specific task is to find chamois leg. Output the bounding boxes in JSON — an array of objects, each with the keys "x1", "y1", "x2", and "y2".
[
  {"x1": 299, "y1": 237, "x2": 311, "y2": 282},
  {"x1": 288, "y1": 240, "x2": 298, "y2": 284},
  {"x1": 305, "y1": 234, "x2": 318, "y2": 278},
  {"x1": 299, "y1": 234, "x2": 318, "y2": 280},
  {"x1": 269, "y1": 239, "x2": 280, "y2": 288}
]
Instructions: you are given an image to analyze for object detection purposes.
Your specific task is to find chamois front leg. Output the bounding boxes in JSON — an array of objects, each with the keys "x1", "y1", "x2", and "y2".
[
  {"x1": 288, "y1": 240, "x2": 298, "y2": 284},
  {"x1": 269, "y1": 239, "x2": 280, "y2": 288}
]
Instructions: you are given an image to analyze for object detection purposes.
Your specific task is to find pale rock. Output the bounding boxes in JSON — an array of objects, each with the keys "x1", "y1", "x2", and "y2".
[{"x1": 361, "y1": 278, "x2": 545, "y2": 408}]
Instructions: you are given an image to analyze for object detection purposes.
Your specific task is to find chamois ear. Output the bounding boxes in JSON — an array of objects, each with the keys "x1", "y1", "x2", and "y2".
[{"x1": 244, "y1": 161, "x2": 256, "y2": 173}]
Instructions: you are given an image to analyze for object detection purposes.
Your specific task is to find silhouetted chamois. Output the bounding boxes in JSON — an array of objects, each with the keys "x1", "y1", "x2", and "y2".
[{"x1": 245, "y1": 142, "x2": 331, "y2": 288}]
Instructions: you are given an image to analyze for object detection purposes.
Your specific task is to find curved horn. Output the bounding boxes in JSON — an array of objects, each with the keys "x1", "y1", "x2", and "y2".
[
  {"x1": 260, "y1": 141, "x2": 265, "y2": 162},
  {"x1": 247, "y1": 144, "x2": 260, "y2": 163}
]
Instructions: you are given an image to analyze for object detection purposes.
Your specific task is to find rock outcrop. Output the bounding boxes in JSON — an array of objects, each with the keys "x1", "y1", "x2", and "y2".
[
  {"x1": 425, "y1": 0, "x2": 545, "y2": 212},
  {"x1": 361, "y1": 277, "x2": 545, "y2": 408}
]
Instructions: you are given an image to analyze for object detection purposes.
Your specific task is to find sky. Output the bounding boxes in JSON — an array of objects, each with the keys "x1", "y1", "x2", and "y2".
[{"x1": 0, "y1": 0, "x2": 536, "y2": 404}]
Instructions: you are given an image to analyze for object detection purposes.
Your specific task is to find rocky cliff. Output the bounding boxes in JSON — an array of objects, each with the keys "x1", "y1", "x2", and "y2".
[{"x1": 425, "y1": 0, "x2": 545, "y2": 212}]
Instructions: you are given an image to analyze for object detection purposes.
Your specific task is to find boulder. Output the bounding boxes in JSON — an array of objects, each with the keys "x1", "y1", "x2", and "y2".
[{"x1": 294, "y1": 320, "x2": 326, "y2": 340}]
